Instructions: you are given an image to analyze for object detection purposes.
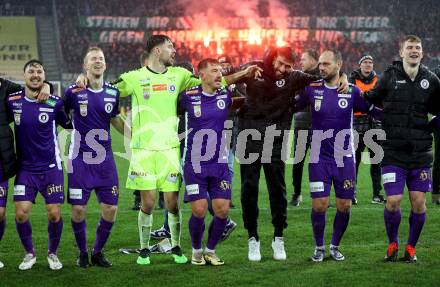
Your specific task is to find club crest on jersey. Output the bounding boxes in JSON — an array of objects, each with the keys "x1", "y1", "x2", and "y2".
[
  {"x1": 14, "y1": 113, "x2": 21, "y2": 125},
  {"x1": 420, "y1": 79, "x2": 429, "y2": 89},
  {"x1": 338, "y1": 98, "x2": 348, "y2": 109},
  {"x1": 276, "y1": 79, "x2": 285, "y2": 87},
  {"x1": 38, "y1": 112, "x2": 49, "y2": 124},
  {"x1": 314, "y1": 99, "x2": 322, "y2": 111},
  {"x1": 80, "y1": 104, "x2": 87, "y2": 116},
  {"x1": 105, "y1": 103, "x2": 114, "y2": 113},
  {"x1": 217, "y1": 99, "x2": 226, "y2": 110},
  {"x1": 168, "y1": 84, "x2": 176, "y2": 92},
  {"x1": 193, "y1": 105, "x2": 201, "y2": 117}
]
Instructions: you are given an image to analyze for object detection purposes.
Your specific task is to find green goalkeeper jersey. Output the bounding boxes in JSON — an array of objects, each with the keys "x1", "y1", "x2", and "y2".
[{"x1": 115, "y1": 66, "x2": 201, "y2": 150}]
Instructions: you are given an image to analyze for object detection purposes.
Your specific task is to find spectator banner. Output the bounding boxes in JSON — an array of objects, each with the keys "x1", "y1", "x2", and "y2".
[
  {"x1": 0, "y1": 17, "x2": 39, "y2": 81},
  {"x1": 80, "y1": 16, "x2": 392, "y2": 31},
  {"x1": 92, "y1": 29, "x2": 390, "y2": 44}
]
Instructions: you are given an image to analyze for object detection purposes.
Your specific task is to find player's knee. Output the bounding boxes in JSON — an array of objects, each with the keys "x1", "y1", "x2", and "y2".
[
  {"x1": 312, "y1": 199, "x2": 328, "y2": 213},
  {"x1": 15, "y1": 209, "x2": 29, "y2": 223},
  {"x1": 0, "y1": 208, "x2": 6, "y2": 221},
  {"x1": 336, "y1": 200, "x2": 352, "y2": 213},
  {"x1": 386, "y1": 199, "x2": 401, "y2": 211},
  {"x1": 47, "y1": 209, "x2": 61, "y2": 222},
  {"x1": 192, "y1": 206, "x2": 207, "y2": 218},
  {"x1": 72, "y1": 205, "x2": 86, "y2": 221}
]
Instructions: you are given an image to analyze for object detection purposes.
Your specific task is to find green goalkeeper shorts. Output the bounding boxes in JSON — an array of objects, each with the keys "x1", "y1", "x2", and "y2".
[{"x1": 126, "y1": 147, "x2": 181, "y2": 192}]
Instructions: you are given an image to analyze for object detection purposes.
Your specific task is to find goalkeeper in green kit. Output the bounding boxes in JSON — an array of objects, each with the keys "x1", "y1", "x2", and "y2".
[{"x1": 109, "y1": 35, "x2": 261, "y2": 265}]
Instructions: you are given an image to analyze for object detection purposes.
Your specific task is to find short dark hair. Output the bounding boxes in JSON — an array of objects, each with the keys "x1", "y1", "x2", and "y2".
[
  {"x1": 83, "y1": 46, "x2": 104, "y2": 64},
  {"x1": 399, "y1": 35, "x2": 422, "y2": 50},
  {"x1": 197, "y1": 58, "x2": 220, "y2": 72},
  {"x1": 322, "y1": 49, "x2": 343, "y2": 63},
  {"x1": 303, "y1": 48, "x2": 319, "y2": 62},
  {"x1": 23, "y1": 59, "x2": 44, "y2": 72},
  {"x1": 145, "y1": 35, "x2": 172, "y2": 54}
]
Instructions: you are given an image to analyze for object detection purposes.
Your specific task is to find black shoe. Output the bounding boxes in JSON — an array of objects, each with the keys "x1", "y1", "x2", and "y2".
[
  {"x1": 372, "y1": 195, "x2": 386, "y2": 204},
  {"x1": 352, "y1": 196, "x2": 358, "y2": 205},
  {"x1": 290, "y1": 194, "x2": 302, "y2": 206},
  {"x1": 132, "y1": 197, "x2": 141, "y2": 210},
  {"x1": 91, "y1": 251, "x2": 112, "y2": 267},
  {"x1": 403, "y1": 244, "x2": 417, "y2": 263},
  {"x1": 76, "y1": 251, "x2": 90, "y2": 268}
]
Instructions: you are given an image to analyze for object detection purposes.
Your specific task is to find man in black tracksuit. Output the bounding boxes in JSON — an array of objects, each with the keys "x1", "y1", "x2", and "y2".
[
  {"x1": 363, "y1": 35, "x2": 440, "y2": 262},
  {"x1": 291, "y1": 49, "x2": 320, "y2": 206},
  {"x1": 236, "y1": 47, "x2": 348, "y2": 261},
  {"x1": 432, "y1": 65, "x2": 440, "y2": 204}
]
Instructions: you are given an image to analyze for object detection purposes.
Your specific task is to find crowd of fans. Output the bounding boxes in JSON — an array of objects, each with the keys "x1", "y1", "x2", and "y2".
[{"x1": 2, "y1": 0, "x2": 439, "y2": 77}]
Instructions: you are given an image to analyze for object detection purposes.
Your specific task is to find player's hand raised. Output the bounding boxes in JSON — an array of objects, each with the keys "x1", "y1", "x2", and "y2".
[
  {"x1": 76, "y1": 73, "x2": 88, "y2": 89},
  {"x1": 337, "y1": 73, "x2": 349, "y2": 93},
  {"x1": 244, "y1": 65, "x2": 263, "y2": 79},
  {"x1": 36, "y1": 82, "x2": 50, "y2": 102}
]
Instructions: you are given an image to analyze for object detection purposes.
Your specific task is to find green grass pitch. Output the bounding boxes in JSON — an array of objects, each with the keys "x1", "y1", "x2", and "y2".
[{"x1": 1, "y1": 128, "x2": 439, "y2": 287}]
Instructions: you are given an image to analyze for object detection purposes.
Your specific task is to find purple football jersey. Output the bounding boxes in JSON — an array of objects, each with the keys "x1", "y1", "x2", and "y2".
[
  {"x1": 296, "y1": 81, "x2": 373, "y2": 164},
  {"x1": 7, "y1": 91, "x2": 71, "y2": 172},
  {"x1": 64, "y1": 83, "x2": 120, "y2": 161},
  {"x1": 180, "y1": 85, "x2": 232, "y2": 166}
]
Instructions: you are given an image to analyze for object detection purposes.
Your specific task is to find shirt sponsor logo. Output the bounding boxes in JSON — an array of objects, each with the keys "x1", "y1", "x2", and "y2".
[
  {"x1": 338, "y1": 94, "x2": 351, "y2": 98},
  {"x1": 69, "y1": 188, "x2": 82, "y2": 200},
  {"x1": 14, "y1": 185, "x2": 26, "y2": 196},
  {"x1": 310, "y1": 181, "x2": 324, "y2": 193},
  {"x1": 8, "y1": 95, "x2": 22, "y2": 101},
  {"x1": 78, "y1": 100, "x2": 88, "y2": 104},
  {"x1": 276, "y1": 79, "x2": 285, "y2": 87},
  {"x1": 104, "y1": 98, "x2": 116, "y2": 102},
  {"x1": 152, "y1": 84, "x2": 168, "y2": 91},
  {"x1": 420, "y1": 79, "x2": 429, "y2": 89},
  {"x1": 105, "y1": 103, "x2": 114, "y2": 113},
  {"x1": 396, "y1": 80, "x2": 406, "y2": 84},
  {"x1": 338, "y1": 98, "x2": 348, "y2": 109},
  {"x1": 38, "y1": 112, "x2": 49, "y2": 123},
  {"x1": 105, "y1": 88, "x2": 118, "y2": 96},
  {"x1": 186, "y1": 90, "x2": 199, "y2": 95},
  {"x1": 77, "y1": 93, "x2": 88, "y2": 100},
  {"x1": 216, "y1": 95, "x2": 228, "y2": 99},
  {"x1": 80, "y1": 104, "x2": 88, "y2": 116},
  {"x1": 217, "y1": 99, "x2": 226, "y2": 110},
  {"x1": 382, "y1": 172, "x2": 396, "y2": 184},
  {"x1": 39, "y1": 107, "x2": 54, "y2": 112},
  {"x1": 186, "y1": 184, "x2": 199, "y2": 195}
]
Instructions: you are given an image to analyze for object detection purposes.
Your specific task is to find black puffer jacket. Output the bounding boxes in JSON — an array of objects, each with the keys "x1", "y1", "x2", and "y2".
[
  {"x1": 0, "y1": 78, "x2": 22, "y2": 180},
  {"x1": 364, "y1": 61, "x2": 440, "y2": 168}
]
